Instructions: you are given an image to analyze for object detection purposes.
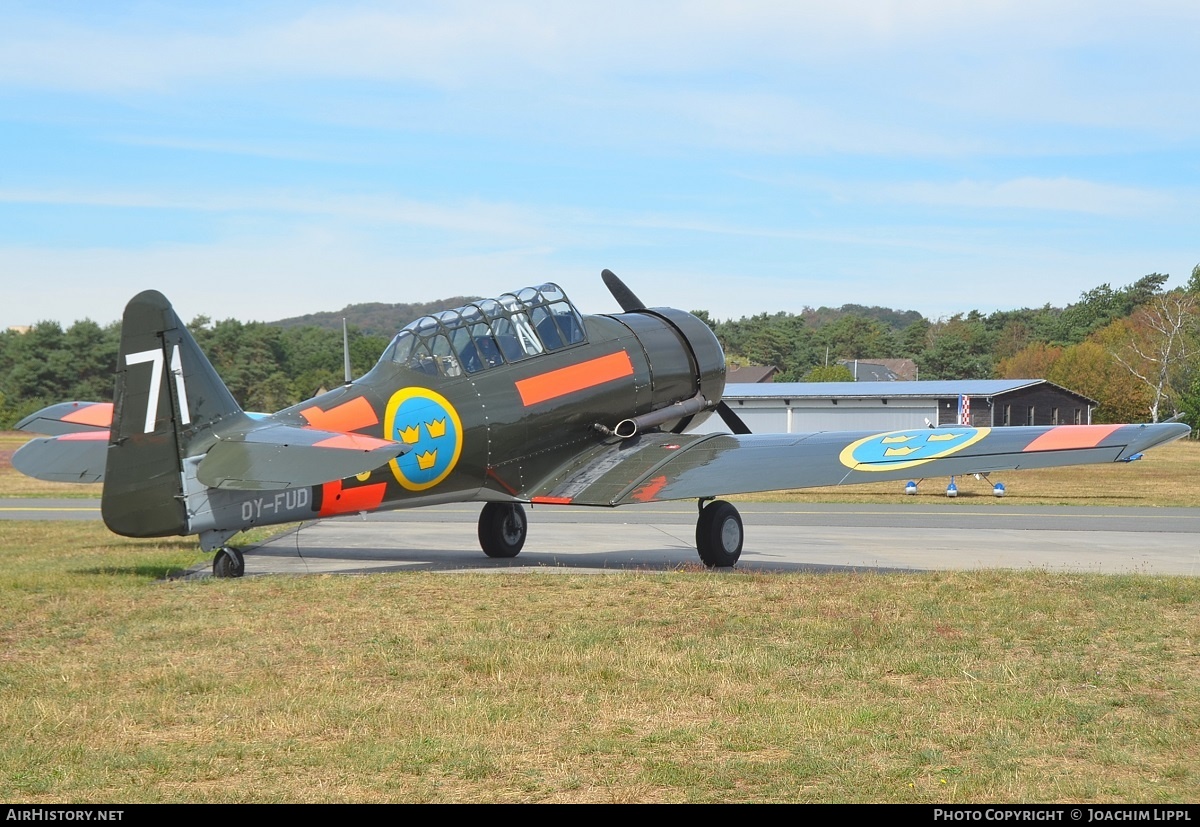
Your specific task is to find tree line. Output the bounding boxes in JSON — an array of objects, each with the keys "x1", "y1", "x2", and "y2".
[
  {"x1": 2, "y1": 265, "x2": 1198, "y2": 429},
  {"x1": 701, "y1": 267, "x2": 1200, "y2": 425},
  {"x1": 0, "y1": 317, "x2": 391, "y2": 429}
]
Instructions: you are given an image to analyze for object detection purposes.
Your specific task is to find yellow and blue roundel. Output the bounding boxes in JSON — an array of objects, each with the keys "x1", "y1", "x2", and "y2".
[
  {"x1": 839, "y1": 427, "x2": 991, "y2": 471},
  {"x1": 384, "y1": 388, "x2": 464, "y2": 491}
]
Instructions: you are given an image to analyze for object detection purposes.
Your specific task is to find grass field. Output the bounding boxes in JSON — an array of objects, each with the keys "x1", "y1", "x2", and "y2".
[{"x1": 1, "y1": 431, "x2": 1198, "y2": 803}]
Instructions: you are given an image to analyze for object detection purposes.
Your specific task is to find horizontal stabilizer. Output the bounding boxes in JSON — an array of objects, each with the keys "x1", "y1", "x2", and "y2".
[
  {"x1": 196, "y1": 423, "x2": 411, "y2": 491},
  {"x1": 12, "y1": 432, "x2": 108, "y2": 483},
  {"x1": 16, "y1": 402, "x2": 113, "y2": 435}
]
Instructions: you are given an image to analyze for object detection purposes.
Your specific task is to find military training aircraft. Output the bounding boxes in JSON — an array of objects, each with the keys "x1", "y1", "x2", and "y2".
[{"x1": 12, "y1": 270, "x2": 1191, "y2": 576}]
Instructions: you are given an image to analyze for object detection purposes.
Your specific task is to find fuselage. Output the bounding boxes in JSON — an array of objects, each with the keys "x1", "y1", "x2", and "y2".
[{"x1": 183, "y1": 283, "x2": 727, "y2": 540}]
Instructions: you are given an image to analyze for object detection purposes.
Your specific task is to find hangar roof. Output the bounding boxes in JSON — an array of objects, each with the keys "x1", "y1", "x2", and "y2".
[{"x1": 723, "y1": 379, "x2": 1097, "y2": 405}]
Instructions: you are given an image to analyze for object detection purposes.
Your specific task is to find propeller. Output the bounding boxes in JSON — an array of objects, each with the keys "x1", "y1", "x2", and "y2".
[
  {"x1": 716, "y1": 400, "x2": 753, "y2": 435},
  {"x1": 601, "y1": 269, "x2": 646, "y2": 312}
]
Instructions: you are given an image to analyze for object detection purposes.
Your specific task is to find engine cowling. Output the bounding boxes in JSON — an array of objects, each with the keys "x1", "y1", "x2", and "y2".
[{"x1": 604, "y1": 307, "x2": 726, "y2": 435}]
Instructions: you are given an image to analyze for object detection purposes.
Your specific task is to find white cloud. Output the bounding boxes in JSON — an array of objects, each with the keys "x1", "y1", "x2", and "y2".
[
  {"x1": 1, "y1": 1, "x2": 1196, "y2": 141},
  {"x1": 0, "y1": 186, "x2": 553, "y2": 239}
]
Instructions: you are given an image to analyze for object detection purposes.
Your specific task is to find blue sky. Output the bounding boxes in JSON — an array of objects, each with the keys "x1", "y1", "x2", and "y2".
[{"x1": 1, "y1": 1, "x2": 1197, "y2": 330}]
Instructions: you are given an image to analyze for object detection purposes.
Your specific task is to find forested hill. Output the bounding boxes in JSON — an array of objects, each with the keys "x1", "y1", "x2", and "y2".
[{"x1": 271, "y1": 296, "x2": 482, "y2": 337}]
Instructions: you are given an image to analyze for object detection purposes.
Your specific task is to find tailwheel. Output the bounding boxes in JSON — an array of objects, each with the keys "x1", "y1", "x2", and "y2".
[
  {"x1": 478, "y1": 502, "x2": 527, "y2": 558},
  {"x1": 695, "y1": 500, "x2": 743, "y2": 568},
  {"x1": 212, "y1": 546, "x2": 245, "y2": 578}
]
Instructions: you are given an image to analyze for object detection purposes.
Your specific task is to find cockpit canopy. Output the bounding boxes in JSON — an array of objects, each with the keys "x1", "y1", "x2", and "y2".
[{"x1": 382, "y1": 283, "x2": 587, "y2": 378}]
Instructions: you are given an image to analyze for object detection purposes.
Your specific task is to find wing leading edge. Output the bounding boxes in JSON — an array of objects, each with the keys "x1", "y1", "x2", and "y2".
[{"x1": 529, "y1": 423, "x2": 1191, "y2": 507}]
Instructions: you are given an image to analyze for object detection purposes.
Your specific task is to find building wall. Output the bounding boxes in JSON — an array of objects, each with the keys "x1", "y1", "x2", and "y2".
[
  {"x1": 935, "y1": 396, "x2": 994, "y2": 427},
  {"x1": 991, "y1": 386, "x2": 1091, "y2": 426},
  {"x1": 698, "y1": 384, "x2": 1093, "y2": 436},
  {"x1": 703, "y1": 397, "x2": 939, "y2": 434}
]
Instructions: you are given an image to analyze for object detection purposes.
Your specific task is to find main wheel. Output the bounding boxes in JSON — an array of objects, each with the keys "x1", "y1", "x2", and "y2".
[
  {"x1": 478, "y1": 502, "x2": 527, "y2": 558},
  {"x1": 212, "y1": 546, "x2": 245, "y2": 578},
  {"x1": 695, "y1": 501, "x2": 743, "y2": 568}
]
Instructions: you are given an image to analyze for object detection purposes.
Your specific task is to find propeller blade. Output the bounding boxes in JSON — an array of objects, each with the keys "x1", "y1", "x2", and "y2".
[
  {"x1": 716, "y1": 400, "x2": 752, "y2": 435},
  {"x1": 601, "y1": 269, "x2": 646, "y2": 312}
]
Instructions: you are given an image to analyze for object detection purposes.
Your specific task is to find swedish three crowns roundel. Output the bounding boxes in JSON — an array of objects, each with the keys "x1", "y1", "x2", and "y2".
[
  {"x1": 838, "y1": 427, "x2": 991, "y2": 471},
  {"x1": 385, "y1": 388, "x2": 464, "y2": 491}
]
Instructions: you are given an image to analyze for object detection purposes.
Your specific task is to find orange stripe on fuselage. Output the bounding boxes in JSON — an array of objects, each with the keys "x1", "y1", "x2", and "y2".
[
  {"x1": 515, "y1": 351, "x2": 634, "y2": 406},
  {"x1": 300, "y1": 396, "x2": 379, "y2": 433},
  {"x1": 1022, "y1": 424, "x2": 1123, "y2": 452},
  {"x1": 319, "y1": 479, "x2": 388, "y2": 517}
]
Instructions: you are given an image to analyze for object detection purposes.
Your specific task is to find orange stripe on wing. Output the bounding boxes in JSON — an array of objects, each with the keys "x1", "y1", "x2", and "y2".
[
  {"x1": 629, "y1": 475, "x2": 668, "y2": 503},
  {"x1": 300, "y1": 396, "x2": 379, "y2": 433},
  {"x1": 531, "y1": 496, "x2": 573, "y2": 505},
  {"x1": 1022, "y1": 424, "x2": 1123, "y2": 452},
  {"x1": 515, "y1": 351, "x2": 634, "y2": 406}
]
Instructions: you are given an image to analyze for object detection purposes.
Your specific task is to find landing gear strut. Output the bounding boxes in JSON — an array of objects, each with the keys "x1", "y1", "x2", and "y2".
[
  {"x1": 478, "y1": 502, "x2": 527, "y2": 558},
  {"x1": 212, "y1": 546, "x2": 245, "y2": 578},
  {"x1": 695, "y1": 500, "x2": 743, "y2": 568}
]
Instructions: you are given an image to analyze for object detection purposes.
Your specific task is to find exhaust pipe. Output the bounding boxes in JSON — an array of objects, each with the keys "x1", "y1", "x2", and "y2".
[{"x1": 595, "y1": 392, "x2": 709, "y2": 439}]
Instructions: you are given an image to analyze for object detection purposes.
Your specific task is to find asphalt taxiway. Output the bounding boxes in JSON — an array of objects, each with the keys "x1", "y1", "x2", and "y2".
[{"x1": 5, "y1": 498, "x2": 1196, "y2": 577}]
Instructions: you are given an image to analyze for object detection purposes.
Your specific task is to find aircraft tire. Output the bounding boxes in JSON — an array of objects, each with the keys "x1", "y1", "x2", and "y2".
[
  {"x1": 478, "y1": 502, "x2": 527, "y2": 558},
  {"x1": 695, "y1": 501, "x2": 743, "y2": 568},
  {"x1": 212, "y1": 546, "x2": 245, "y2": 578}
]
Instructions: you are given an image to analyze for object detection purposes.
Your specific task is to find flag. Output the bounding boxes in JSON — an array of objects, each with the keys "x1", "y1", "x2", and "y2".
[{"x1": 958, "y1": 394, "x2": 971, "y2": 426}]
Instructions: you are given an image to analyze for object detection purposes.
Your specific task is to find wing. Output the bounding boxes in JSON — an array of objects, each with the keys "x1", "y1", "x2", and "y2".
[{"x1": 528, "y1": 423, "x2": 1191, "y2": 506}]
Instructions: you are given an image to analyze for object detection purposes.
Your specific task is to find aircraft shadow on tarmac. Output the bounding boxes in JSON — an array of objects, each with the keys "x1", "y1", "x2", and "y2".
[{"x1": 177, "y1": 521, "x2": 928, "y2": 578}]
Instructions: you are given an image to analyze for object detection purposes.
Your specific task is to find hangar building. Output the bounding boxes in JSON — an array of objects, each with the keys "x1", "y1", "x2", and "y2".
[{"x1": 700, "y1": 380, "x2": 1098, "y2": 434}]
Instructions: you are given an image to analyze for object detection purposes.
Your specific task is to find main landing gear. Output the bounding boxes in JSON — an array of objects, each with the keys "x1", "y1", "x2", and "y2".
[
  {"x1": 478, "y1": 502, "x2": 528, "y2": 558},
  {"x1": 695, "y1": 499, "x2": 743, "y2": 568},
  {"x1": 212, "y1": 546, "x2": 245, "y2": 578},
  {"x1": 474, "y1": 499, "x2": 744, "y2": 568}
]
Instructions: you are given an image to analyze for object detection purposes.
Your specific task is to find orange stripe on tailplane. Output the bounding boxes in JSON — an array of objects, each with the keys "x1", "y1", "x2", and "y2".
[
  {"x1": 311, "y1": 433, "x2": 396, "y2": 451},
  {"x1": 1022, "y1": 424, "x2": 1123, "y2": 452},
  {"x1": 300, "y1": 396, "x2": 379, "y2": 433},
  {"x1": 319, "y1": 479, "x2": 387, "y2": 517},
  {"x1": 515, "y1": 351, "x2": 635, "y2": 406},
  {"x1": 62, "y1": 403, "x2": 113, "y2": 428}
]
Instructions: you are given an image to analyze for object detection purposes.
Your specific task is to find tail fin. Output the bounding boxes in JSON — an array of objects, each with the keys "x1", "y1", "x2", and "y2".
[{"x1": 102, "y1": 290, "x2": 243, "y2": 538}]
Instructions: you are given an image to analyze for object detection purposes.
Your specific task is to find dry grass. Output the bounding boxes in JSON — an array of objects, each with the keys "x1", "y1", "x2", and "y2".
[
  {"x1": 2, "y1": 431, "x2": 1199, "y2": 802},
  {"x1": 0, "y1": 523, "x2": 1198, "y2": 803}
]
